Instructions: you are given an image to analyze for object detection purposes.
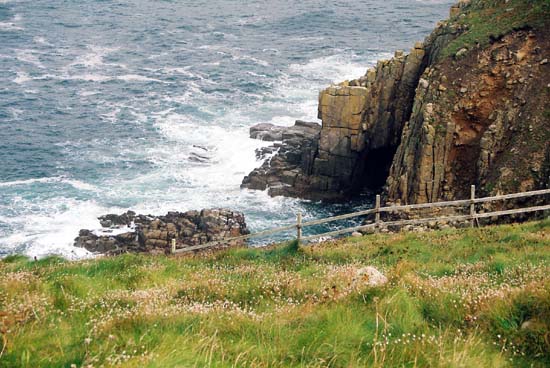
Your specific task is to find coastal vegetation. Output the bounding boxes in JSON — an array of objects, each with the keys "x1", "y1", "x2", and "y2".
[
  {"x1": 2, "y1": 220, "x2": 549, "y2": 367},
  {"x1": 441, "y1": 0, "x2": 550, "y2": 59}
]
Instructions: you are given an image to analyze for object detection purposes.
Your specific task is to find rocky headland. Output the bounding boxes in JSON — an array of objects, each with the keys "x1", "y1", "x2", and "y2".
[
  {"x1": 243, "y1": 0, "x2": 550, "y2": 205},
  {"x1": 74, "y1": 209, "x2": 249, "y2": 255}
]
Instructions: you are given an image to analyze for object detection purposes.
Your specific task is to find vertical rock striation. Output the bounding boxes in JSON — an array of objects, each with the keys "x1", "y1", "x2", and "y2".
[
  {"x1": 311, "y1": 43, "x2": 427, "y2": 198},
  {"x1": 387, "y1": 30, "x2": 550, "y2": 203},
  {"x1": 243, "y1": 0, "x2": 550, "y2": 204}
]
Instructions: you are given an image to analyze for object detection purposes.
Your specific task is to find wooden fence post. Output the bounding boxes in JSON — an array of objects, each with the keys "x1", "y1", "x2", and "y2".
[
  {"x1": 470, "y1": 185, "x2": 476, "y2": 227},
  {"x1": 296, "y1": 212, "x2": 302, "y2": 245},
  {"x1": 171, "y1": 238, "x2": 176, "y2": 254},
  {"x1": 375, "y1": 195, "x2": 381, "y2": 232}
]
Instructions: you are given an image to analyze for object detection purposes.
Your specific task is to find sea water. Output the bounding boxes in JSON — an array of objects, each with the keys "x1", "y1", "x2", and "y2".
[{"x1": 0, "y1": 0, "x2": 454, "y2": 258}]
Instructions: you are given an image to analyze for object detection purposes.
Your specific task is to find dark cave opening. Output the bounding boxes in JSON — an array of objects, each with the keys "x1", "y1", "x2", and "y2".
[{"x1": 358, "y1": 146, "x2": 398, "y2": 192}]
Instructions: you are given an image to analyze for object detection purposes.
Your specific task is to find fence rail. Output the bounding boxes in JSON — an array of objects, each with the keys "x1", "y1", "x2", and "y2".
[{"x1": 172, "y1": 186, "x2": 550, "y2": 254}]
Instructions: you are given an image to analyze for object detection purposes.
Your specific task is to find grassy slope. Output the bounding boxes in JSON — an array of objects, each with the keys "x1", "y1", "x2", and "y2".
[
  {"x1": 1, "y1": 221, "x2": 550, "y2": 367},
  {"x1": 440, "y1": 0, "x2": 550, "y2": 59}
]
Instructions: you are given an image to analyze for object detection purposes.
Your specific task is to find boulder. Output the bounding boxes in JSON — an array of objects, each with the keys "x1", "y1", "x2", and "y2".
[
  {"x1": 250, "y1": 123, "x2": 285, "y2": 141},
  {"x1": 352, "y1": 266, "x2": 388, "y2": 288}
]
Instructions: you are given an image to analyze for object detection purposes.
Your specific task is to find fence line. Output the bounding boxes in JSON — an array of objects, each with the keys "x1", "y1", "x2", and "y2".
[{"x1": 173, "y1": 186, "x2": 550, "y2": 254}]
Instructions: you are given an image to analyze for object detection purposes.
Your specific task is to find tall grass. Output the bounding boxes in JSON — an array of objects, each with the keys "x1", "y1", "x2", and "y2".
[{"x1": 1, "y1": 220, "x2": 549, "y2": 367}]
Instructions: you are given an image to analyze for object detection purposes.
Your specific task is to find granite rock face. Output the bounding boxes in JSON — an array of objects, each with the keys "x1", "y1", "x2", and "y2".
[
  {"x1": 243, "y1": 39, "x2": 432, "y2": 200},
  {"x1": 243, "y1": 5, "x2": 462, "y2": 201},
  {"x1": 310, "y1": 43, "x2": 427, "y2": 198},
  {"x1": 243, "y1": 1, "x2": 550, "y2": 204},
  {"x1": 387, "y1": 28, "x2": 550, "y2": 203},
  {"x1": 74, "y1": 209, "x2": 249, "y2": 255}
]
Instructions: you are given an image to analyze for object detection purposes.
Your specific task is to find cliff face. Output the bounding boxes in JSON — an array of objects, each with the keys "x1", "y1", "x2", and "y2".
[
  {"x1": 312, "y1": 44, "x2": 426, "y2": 197},
  {"x1": 388, "y1": 28, "x2": 550, "y2": 203},
  {"x1": 244, "y1": 0, "x2": 550, "y2": 203}
]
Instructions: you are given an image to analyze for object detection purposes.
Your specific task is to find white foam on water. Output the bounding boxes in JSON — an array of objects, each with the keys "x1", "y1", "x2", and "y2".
[
  {"x1": 13, "y1": 71, "x2": 31, "y2": 84},
  {"x1": 92, "y1": 225, "x2": 135, "y2": 237},
  {"x1": 161, "y1": 67, "x2": 214, "y2": 83},
  {"x1": 151, "y1": 111, "x2": 267, "y2": 183},
  {"x1": 79, "y1": 90, "x2": 101, "y2": 97},
  {"x1": 0, "y1": 176, "x2": 97, "y2": 192},
  {"x1": 0, "y1": 177, "x2": 59, "y2": 187},
  {"x1": 0, "y1": 14, "x2": 23, "y2": 30},
  {"x1": 288, "y1": 53, "x2": 388, "y2": 83},
  {"x1": 34, "y1": 36, "x2": 52, "y2": 46},
  {"x1": 246, "y1": 71, "x2": 269, "y2": 78},
  {"x1": 68, "y1": 45, "x2": 119, "y2": 69},
  {"x1": 0, "y1": 198, "x2": 122, "y2": 259},
  {"x1": 117, "y1": 74, "x2": 164, "y2": 83},
  {"x1": 232, "y1": 54, "x2": 270, "y2": 67},
  {"x1": 62, "y1": 179, "x2": 98, "y2": 192},
  {"x1": 63, "y1": 74, "x2": 112, "y2": 82},
  {"x1": 15, "y1": 49, "x2": 44, "y2": 68}
]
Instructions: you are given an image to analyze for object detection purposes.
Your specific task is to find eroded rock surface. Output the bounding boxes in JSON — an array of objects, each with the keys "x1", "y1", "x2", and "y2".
[
  {"x1": 241, "y1": 120, "x2": 323, "y2": 198},
  {"x1": 75, "y1": 209, "x2": 249, "y2": 255},
  {"x1": 387, "y1": 28, "x2": 550, "y2": 203},
  {"x1": 243, "y1": 21, "x2": 451, "y2": 201},
  {"x1": 243, "y1": 1, "x2": 550, "y2": 205}
]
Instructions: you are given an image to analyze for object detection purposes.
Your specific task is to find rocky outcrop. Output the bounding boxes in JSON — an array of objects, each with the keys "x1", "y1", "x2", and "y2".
[
  {"x1": 244, "y1": 0, "x2": 550, "y2": 204},
  {"x1": 387, "y1": 28, "x2": 550, "y2": 203},
  {"x1": 310, "y1": 44, "x2": 427, "y2": 198},
  {"x1": 243, "y1": 7, "x2": 462, "y2": 201},
  {"x1": 243, "y1": 48, "x2": 429, "y2": 200},
  {"x1": 241, "y1": 120, "x2": 322, "y2": 198},
  {"x1": 74, "y1": 209, "x2": 249, "y2": 255}
]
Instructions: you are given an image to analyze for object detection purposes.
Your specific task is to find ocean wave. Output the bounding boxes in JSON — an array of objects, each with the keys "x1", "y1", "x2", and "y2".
[
  {"x1": 232, "y1": 54, "x2": 270, "y2": 67},
  {"x1": 0, "y1": 177, "x2": 97, "y2": 191},
  {"x1": 12, "y1": 71, "x2": 165, "y2": 84},
  {"x1": 117, "y1": 74, "x2": 163, "y2": 82},
  {"x1": 13, "y1": 71, "x2": 32, "y2": 84},
  {"x1": 33, "y1": 36, "x2": 52, "y2": 46},
  {"x1": 0, "y1": 14, "x2": 23, "y2": 31},
  {"x1": 0, "y1": 199, "x2": 115, "y2": 259},
  {"x1": 0, "y1": 21, "x2": 22, "y2": 31},
  {"x1": 160, "y1": 67, "x2": 214, "y2": 83},
  {"x1": 15, "y1": 49, "x2": 45, "y2": 68}
]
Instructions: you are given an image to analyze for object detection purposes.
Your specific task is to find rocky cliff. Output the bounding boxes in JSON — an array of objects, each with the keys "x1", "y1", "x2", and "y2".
[{"x1": 244, "y1": 0, "x2": 550, "y2": 204}]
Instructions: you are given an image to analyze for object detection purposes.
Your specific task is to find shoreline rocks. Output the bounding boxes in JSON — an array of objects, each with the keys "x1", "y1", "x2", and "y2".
[
  {"x1": 241, "y1": 120, "x2": 327, "y2": 199},
  {"x1": 74, "y1": 209, "x2": 249, "y2": 255}
]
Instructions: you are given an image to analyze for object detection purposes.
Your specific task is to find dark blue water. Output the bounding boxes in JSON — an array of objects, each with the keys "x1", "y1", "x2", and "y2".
[{"x1": 0, "y1": 0, "x2": 454, "y2": 258}]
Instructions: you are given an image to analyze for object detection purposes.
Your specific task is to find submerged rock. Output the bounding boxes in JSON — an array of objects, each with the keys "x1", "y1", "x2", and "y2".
[{"x1": 75, "y1": 209, "x2": 249, "y2": 255}]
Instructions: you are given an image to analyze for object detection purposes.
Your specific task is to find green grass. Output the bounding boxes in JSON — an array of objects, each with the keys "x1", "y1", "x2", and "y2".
[
  {"x1": 440, "y1": 0, "x2": 550, "y2": 59},
  {"x1": 1, "y1": 220, "x2": 550, "y2": 367}
]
